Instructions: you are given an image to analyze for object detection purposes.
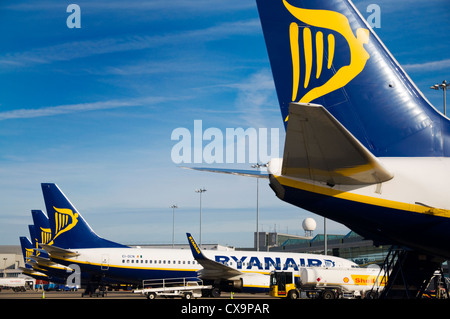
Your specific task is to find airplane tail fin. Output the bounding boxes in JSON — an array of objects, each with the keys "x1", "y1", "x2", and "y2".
[
  {"x1": 31, "y1": 210, "x2": 52, "y2": 246},
  {"x1": 256, "y1": 0, "x2": 450, "y2": 157},
  {"x1": 41, "y1": 183, "x2": 128, "y2": 249},
  {"x1": 28, "y1": 224, "x2": 38, "y2": 249},
  {"x1": 19, "y1": 236, "x2": 34, "y2": 268}
]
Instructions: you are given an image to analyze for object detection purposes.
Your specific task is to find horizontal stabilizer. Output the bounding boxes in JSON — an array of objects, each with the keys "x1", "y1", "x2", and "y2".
[
  {"x1": 181, "y1": 167, "x2": 268, "y2": 178},
  {"x1": 282, "y1": 102, "x2": 393, "y2": 185},
  {"x1": 40, "y1": 244, "x2": 79, "y2": 258},
  {"x1": 186, "y1": 233, "x2": 242, "y2": 279},
  {"x1": 19, "y1": 267, "x2": 48, "y2": 278},
  {"x1": 32, "y1": 255, "x2": 72, "y2": 270}
]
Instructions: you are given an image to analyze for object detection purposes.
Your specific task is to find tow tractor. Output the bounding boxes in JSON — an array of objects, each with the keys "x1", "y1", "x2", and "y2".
[
  {"x1": 134, "y1": 277, "x2": 212, "y2": 300},
  {"x1": 270, "y1": 267, "x2": 385, "y2": 299}
]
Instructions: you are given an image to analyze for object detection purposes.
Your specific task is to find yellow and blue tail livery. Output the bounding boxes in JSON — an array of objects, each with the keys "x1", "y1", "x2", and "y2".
[
  {"x1": 254, "y1": 0, "x2": 450, "y2": 261},
  {"x1": 41, "y1": 183, "x2": 127, "y2": 249},
  {"x1": 31, "y1": 210, "x2": 52, "y2": 246},
  {"x1": 256, "y1": 0, "x2": 450, "y2": 157}
]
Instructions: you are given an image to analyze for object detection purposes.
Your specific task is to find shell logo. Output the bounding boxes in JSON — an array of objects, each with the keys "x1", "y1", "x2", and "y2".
[{"x1": 343, "y1": 277, "x2": 349, "y2": 283}]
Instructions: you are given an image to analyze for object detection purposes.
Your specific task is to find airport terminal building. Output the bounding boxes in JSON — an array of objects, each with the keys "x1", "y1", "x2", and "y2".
[{"x1": 255, "y1": 231, "x2": 391, "y2": 267}]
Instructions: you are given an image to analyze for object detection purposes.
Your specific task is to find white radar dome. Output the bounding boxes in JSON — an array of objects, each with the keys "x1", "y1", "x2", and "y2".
[{"x1": 302, "y1": 218, "x2": 317, "y2": 231}]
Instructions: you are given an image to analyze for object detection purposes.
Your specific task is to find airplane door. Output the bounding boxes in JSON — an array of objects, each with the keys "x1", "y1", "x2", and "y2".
[
  {"x1": 277, "y1": 273, "x2": 287, "y2": 295},
  {"x1": 101, "y1": 255, "x2": 109, "y2": 271}
]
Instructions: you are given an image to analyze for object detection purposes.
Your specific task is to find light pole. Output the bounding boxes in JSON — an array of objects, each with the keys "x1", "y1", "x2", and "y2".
[
  {"x1": 170, "y1": 204, "x2": 178, "y2": 249},
  {"x1": 430, "y1": 80, "x2": 449, "y2": 116},
  {"x1": 251, "y1": 163, "x2": 267, "y2": 251},
  {"x1": 195, "y1": 188, "x2": 207, "y2": 248},
  {"x1": 324, "y1": 218, "x2": 327, "y2": 255}
]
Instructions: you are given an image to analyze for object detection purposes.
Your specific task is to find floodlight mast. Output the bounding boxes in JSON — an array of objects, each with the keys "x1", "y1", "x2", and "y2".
[
  {"x1": 430, "y1": 80, "x2": 449, "y2": 116},
  {"x1": 195, "y1": 188, "x2": 207, "y2": 248}
]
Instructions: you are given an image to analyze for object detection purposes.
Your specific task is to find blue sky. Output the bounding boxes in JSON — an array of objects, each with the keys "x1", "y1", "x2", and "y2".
[{"x1": 0, "y1": 0, "x2": 449, "y2": 247}]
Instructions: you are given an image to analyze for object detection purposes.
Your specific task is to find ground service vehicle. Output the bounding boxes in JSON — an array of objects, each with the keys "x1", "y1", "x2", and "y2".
[
  {"x1": 0, "y1": 278, "x2": 35, "y2": 292},
  {"x1": 270, "y1": 267, "x2": 385, "y2": 299},
  {"x1": 134, "y1": 277, "x2": 212, "y2": 300},
  {"x1": 270, "y1": 271, "x2": 301, "y2": 299}
]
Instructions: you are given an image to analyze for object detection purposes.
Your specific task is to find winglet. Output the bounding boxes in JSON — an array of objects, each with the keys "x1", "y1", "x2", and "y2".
[
  {"x1": 186, "y1": 233, "x2": 205, "y2": 261},
  {"x1": 186, "y1": 233, "x2": 243, "y2": 279}
]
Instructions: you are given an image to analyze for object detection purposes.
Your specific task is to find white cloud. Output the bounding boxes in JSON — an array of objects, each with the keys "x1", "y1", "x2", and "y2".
[
  {"x1": 403, "y1": 58, "x2": 450, "y2": 72},
  {"x1": 7, "y1": 0, "x2": 255, "y2": 13},
  {"x1": 0, "y1": 19, "x2": 260, "y2": 69},
  {"x1": 0, "y1": 96, "x2": 184, "y2": 120},
  {"x1": 231, "y1": 69, "x2": 280, "y2": 128}
]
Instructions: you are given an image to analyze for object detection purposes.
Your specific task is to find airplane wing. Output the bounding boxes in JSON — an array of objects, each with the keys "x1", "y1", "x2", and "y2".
[
  {"x1": 186, "y1": 233, "x2": 242, "y2": 279},
  {"x1": 282, "y1": 102, "x2": 394, "y2": 185},
  {"x1": 181, "y1": 167, "x2": 269, "y2": 179},
  {"x1": 40, "y1": 244, "x2": 79, "y2": 258}
]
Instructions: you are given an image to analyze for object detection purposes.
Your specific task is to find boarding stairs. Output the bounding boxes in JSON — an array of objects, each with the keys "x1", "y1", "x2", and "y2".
[{"x1": 369, "y1": 246, "x2": 445, "y2": 299}]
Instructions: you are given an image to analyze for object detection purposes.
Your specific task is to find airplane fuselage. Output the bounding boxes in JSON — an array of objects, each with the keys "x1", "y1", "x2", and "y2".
[
  {"x1": 50, "y1": 247, "x2": 357, "y2": 292},
  {"x1": 268, "y1": 157, "x2": 450, "y2": 259}
]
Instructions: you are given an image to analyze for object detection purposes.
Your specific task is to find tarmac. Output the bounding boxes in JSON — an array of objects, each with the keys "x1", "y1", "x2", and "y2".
[
  {"x1": 1, "y1": 288, "x2": 445, "y2": 317},
  {"x1": 0, "y1": 289, "x2": 274, "y2": 299}
]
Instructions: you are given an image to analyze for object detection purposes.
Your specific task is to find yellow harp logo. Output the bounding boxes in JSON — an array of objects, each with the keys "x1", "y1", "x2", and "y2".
[
  {"x1": 283, "y1": 0, "x2": 370, "y2": 121},
  {"x1": 49, "y1": 206, "x2": 79, "y2": 245},
  {"x1": 40, "y1": 227, "x2": 52, "y2": 245},
  {"x1": 25, "y1": 247, "x2": 34, "y2": 262}
]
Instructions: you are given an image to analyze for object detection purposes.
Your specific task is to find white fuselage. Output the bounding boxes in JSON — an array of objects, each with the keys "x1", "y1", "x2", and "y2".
[
  {"x1": 54, "y1": 246, "x2": 358, "y2": 291},
  {"x1": 268, "y1": 157, "x2": 450, "y2": 215}
]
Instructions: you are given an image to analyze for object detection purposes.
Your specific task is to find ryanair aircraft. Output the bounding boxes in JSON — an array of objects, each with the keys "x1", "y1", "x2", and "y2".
[
  {"x1": 37, "y1": 183, "x2": 357, "y2": 295},
  {"x1": 255, "y1": 0, "x2": 450, "y2": 259},
  {"x1": 189, "y1": 0, "x2": 450, "y2": 294},
  {"x1": 25, "y1": 210, "x2": 77, "y2": 285},
  {"x1": 19, "y1": 236, "x2": 49, "y2": 282}
]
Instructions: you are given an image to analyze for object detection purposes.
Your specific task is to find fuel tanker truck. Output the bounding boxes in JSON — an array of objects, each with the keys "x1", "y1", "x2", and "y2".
[{"x1": 270, "y1": 266, "x2": 385, "y2": 299}]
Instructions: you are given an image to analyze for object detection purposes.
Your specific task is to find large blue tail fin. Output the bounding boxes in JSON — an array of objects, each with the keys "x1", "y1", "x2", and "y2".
[
  {"x1": 41, "y1": 183, "x2": 128, "y2": 249},
  {"x1": 256, "y1": 0, "x2": 450, "y2": 157}
]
